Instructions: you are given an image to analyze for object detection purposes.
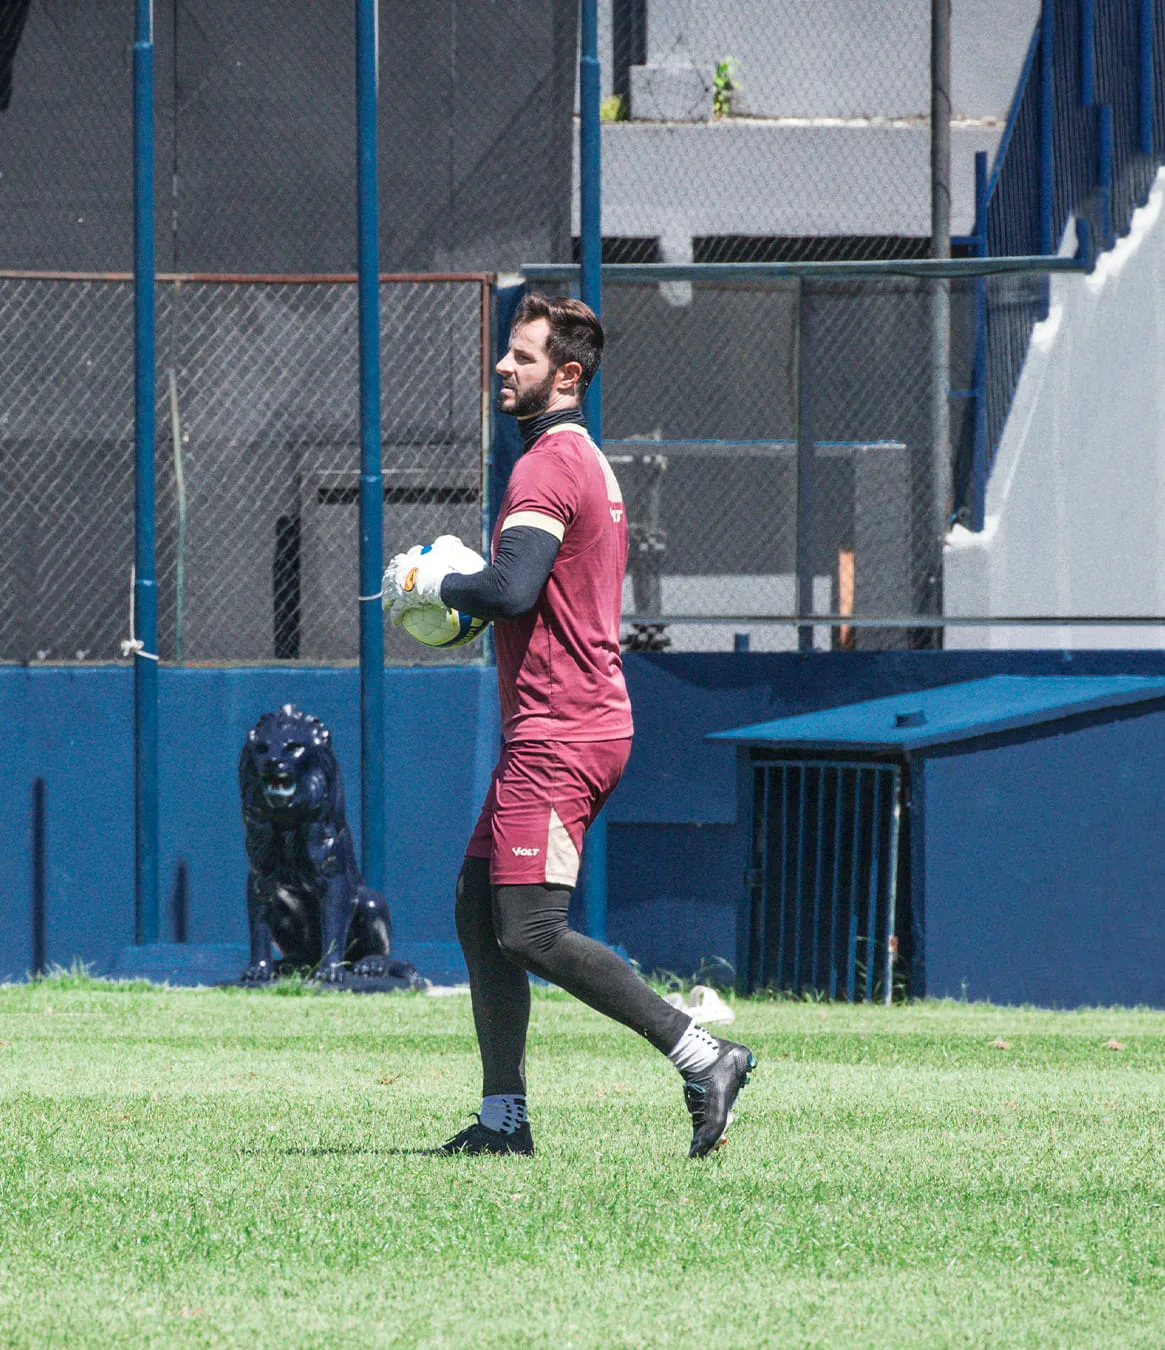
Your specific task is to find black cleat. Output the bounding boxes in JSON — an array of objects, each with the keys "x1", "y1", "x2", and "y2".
[
  {"x1": 429, "y1": 1117, "x2": 534, "y2": 1157},
  {"x1": 682, "y1": 1040, "x2": 756, "y2": 1159}
]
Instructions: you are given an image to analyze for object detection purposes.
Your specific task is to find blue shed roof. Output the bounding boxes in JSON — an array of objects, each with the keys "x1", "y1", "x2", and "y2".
[{"x1": 709, "y1": 675, "x2": 1165, "y2": 752}]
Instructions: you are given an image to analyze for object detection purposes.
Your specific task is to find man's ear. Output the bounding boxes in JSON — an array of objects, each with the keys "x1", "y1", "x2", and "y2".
[{"x1": 555, "y1": 360, "x2": 584, "y2": 396}]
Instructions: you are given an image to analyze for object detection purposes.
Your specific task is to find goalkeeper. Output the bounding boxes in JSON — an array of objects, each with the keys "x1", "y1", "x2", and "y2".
[{"x1": 384, "y1": 294, "x2": 755, "y2": 1159}]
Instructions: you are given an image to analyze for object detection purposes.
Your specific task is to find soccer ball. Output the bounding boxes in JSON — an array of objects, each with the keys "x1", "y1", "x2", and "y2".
[{"x1": 400, "y1": 602, "x2": 490, "y2": 649}]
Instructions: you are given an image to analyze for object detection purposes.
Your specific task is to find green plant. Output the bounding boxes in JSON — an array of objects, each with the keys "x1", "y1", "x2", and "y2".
[
  {"x1": 713, "y1": 57, "x2": 739, "y2": 117},
  {"x1": 599, "y1": 93, "x2": 626, "y2": 122}
]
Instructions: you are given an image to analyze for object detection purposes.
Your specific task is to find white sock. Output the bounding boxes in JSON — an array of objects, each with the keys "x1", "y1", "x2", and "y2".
[
  {"x1": 667, "y1": 1021, "x2": 720, "y2": 1077},
  {"x1": 479, "y1": 1094, "x2": 527, "y2": 1134}
]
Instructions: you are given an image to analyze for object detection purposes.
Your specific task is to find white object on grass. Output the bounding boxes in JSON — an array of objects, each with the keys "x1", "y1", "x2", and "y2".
[{"x1": 663, "y1": 984, "x2": 736, "y2": 1026}]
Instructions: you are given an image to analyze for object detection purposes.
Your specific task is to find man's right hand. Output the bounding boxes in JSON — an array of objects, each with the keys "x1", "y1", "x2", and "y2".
[{"x1": 382, "y1": 535, "x2": 485, "y2": 623}]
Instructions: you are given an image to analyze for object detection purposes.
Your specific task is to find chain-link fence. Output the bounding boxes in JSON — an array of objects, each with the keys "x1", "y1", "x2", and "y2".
[
  {"x1": 556, "y1": 1, "x2": 1043, "y2": 650},
  {"x1": 562, "y1": 271, "x2": 966, "y2": 652},
  {"x1": 10, "y1": 0, "x2": 1165, "y2": 666},
  {"x1": 0, "y1": 0, "x2": 574, "y2": 669},
  {"x1": 0, "y1": 273, "x2": 490, "y2": 665}
]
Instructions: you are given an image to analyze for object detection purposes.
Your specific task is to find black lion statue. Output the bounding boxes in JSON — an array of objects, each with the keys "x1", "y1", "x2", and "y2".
[{"x1": 238, "y1": 704, "x2": 416, "y2": 987}]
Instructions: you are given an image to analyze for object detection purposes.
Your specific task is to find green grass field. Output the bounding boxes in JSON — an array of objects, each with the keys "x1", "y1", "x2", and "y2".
[{"x1": 2, "y1": 977, "x2": 1164, "y2": 1348}]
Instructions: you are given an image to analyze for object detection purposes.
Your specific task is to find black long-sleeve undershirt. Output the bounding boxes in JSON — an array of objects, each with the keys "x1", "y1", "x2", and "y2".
[
  {"x1": 440, "y1": 525, "x2": 560, "y2": 621},
  {"x1": 439, "y1": 406, "x2": 584, "y2": 620}
]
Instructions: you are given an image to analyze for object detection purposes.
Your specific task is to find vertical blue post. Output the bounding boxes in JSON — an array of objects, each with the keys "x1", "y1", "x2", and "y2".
[
  {"x1": 791, "y1": 766, "x2": 805, "y2": 992},
  {"x1": 1099, "y1": 102, "x2": 1114, "y2": 249},
  {"x1": 971, "y1": 150, "x2": 989, "y2": 531},
  {"x1": 828, "y1": 769, "x2": 843, "y2": 1001},
  {"x1": 864, "y1": 773, "x2": 883, "y2": 1003},
  {"x1": 30, "y1": 779, "x2": 46, "y2": 977},
  {"x1": 133, "y1": 0, "x2": 159, "y2": 946},
  {"x1": 1080, "y1": 0, "x2": 1095, "y2": 107},
  {"x1": 755, "y1": 768, "x2": 771, "y2": 989},
  {"x1": 356, "y1": 0, "x2": 385, "y2": 892},
  {"x1": 795, "y1": 282, "x2": 816, "y2": 652},
  {"x1": 579, "y1": 0, "x2": 607, "y2": 942},
  {"x1": 846, "y1": 773, "x2": 862, "y2": 1002},
  {"x1": 1141, "y1": 0, "x2": 1155, "y2": 159},
  {"x1": 579, "y1": 0, "x2": 602, "y2": 441},
  {"x1": 775, "y1": 768, "x2": 789, "y2": 987},
  {"x1": 1039, "y1": 0, "x2": 1055, "y2": 316},
  {"x1": 810, "y1": 769, "x2": 825, "y2": 990}
]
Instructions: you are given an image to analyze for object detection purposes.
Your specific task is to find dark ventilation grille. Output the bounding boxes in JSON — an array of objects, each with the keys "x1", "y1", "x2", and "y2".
[
  {"x1": 570, "y1": 236, "x2": 661, "y2": 264},
  {"x1": 748, "y1": 758, "x2": 904, "y2": 1000},
  {"x1": 691, "y1": 236, "x2": 979, "y2": 263}
]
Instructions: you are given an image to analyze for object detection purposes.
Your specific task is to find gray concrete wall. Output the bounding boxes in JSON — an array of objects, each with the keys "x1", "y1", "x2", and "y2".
[{"x1": 573, "y1": 120, "x2": 1001, "y2": 242}]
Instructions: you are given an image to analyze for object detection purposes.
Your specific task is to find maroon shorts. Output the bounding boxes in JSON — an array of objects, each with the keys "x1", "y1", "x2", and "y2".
[{"x1": 465, "y1": 738, "x2": 632, "y2": 886}]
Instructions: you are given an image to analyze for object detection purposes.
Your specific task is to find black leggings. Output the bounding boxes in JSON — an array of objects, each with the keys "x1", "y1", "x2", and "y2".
[{"x1": 454, "y1": 856, "x2": 691, "y2": 1097}]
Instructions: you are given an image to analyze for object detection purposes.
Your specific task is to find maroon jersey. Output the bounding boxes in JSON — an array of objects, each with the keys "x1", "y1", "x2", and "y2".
[{"x1": 491, "y1": 423, "x2": 633, "y2": 743}]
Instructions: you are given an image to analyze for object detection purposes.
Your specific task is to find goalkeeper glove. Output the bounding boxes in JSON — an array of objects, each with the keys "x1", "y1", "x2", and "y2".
[{"x1": 382, "y1": 535, "x2": 486, "y2": 623}]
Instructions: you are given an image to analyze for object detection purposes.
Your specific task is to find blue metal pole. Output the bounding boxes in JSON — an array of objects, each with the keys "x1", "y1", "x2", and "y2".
[
  {"x1": 1080, "y1": 0, "x2": 1095, "y2": 107},
  {"x1": 971, "y1": 150, "x2": 989, "y2": 531},
  {"x1": 1038, "y1": 0, "x2": 1055, "y2": 317},
  {"x1": 756, "y1": 768, "x2": 771, "y2": 990},
  {"x1": 1099, "y1": 102, "x2": 1114, "y2": 250},
  {"x1": 579, "y1": 0, "x2": 602, "y2": 441},
  {"x1": 579, "y1": 0, "x2": 608, "y2": 942},
  {"x1": 776, "y1": 767, "x2": 789, "y2": 986},
  {"x1": 30, "y1": 778, "x2": 46, "y2": 976},
  {"x1": 828, "y1": 768, "x2": 842, "y2": 1000},
  {"x1": 864, "y1": 773, "x2": 883, "y2": 1002},
  {"x1": 356, "y1": 0, "x2": 385, "y2": 893},
  {"x1": 133, "y1": 0, "x2": 159, "y2": 946},
  {"x1": 795, "y1": 282, "x2": 816, "y2": 652},
  {"x1": 1140, "y1": 0, "x2": 1155, "y2": 159}
]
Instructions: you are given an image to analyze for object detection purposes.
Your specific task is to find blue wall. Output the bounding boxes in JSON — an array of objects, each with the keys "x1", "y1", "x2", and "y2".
[
  {"x1": 8, "y1": 648, "x2": 1165, "y2": 988},
  {"x1": 920, "y1": 709, "x2": 1165, "y2": 1007},
  {"x1": 2, "y1": 665, "x2": 500, "y2": 982}
]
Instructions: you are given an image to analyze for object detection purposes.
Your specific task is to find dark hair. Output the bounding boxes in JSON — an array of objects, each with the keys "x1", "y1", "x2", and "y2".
[{"x1": 511, "y1": 293, "x2": 605, "y2": 392}]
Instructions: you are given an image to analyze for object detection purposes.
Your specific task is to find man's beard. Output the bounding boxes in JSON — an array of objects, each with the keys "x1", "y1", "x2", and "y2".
[{"x1": 498, "y1": 368, "x2": 557, "y2": 418}]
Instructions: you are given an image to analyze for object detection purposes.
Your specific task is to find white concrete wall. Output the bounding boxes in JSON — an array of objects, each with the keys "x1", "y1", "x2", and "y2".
[{"x1": 945, "y1": 170, "x2": 1165, "y2": 649}]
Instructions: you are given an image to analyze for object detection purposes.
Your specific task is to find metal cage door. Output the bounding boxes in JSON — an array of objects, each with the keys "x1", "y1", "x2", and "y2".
[{"x1": 748, "y1": 759, "x2": 902, "y2": 1001}]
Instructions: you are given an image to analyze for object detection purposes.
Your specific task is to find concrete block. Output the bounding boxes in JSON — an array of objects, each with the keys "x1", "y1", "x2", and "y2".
[
  {"x1": 574, "y1": 120, "x2": 1003, "y2": 238},
  {"x1": 630, "y1": 64, "x2": 715, "y2": 122}
]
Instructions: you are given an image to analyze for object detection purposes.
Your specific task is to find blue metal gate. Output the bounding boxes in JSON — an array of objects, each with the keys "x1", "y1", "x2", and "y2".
[{"x1": 748, "y1": 758, "x2": 903, "y2": 1001}]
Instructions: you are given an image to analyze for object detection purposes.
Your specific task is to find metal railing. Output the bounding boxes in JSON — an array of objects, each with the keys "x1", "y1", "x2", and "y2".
[{"x1": 959, "y1": 0, "x2": 1165, "y2": 528}]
